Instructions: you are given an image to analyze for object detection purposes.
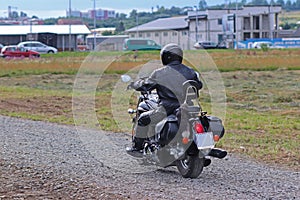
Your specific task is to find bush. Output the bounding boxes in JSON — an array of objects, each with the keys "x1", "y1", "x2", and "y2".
[{"x1": 260, "y1": 43, "x2": 269, "y2": 52}]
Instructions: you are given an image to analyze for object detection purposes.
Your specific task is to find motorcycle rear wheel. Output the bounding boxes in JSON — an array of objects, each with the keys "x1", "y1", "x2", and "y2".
[{"x1": 176, "y1": 155, "x2": 204, "y2": 178}]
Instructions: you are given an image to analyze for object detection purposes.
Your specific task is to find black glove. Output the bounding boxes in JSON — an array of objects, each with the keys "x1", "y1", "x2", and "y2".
[{"x1": 127, "y1": 82, "x2": 135, "y2": 90}]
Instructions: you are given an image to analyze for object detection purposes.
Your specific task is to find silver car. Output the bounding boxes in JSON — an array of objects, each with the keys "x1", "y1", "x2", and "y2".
[{"x1": 18, "y1": 41, "x2": 58, "y2": 54}]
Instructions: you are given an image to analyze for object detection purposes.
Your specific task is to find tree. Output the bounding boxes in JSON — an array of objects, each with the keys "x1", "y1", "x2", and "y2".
[
  {"x1": 286, "y1": 0, "x2": 292, "y2": 10},
  {"x1": 116, "y1": 21, "x2": 125, "y2": 33},
  {"x1": 117, "y1": 13, "x2": 127, "y2": 20},
  {"x1": 199, "y1": 0, "x2": 208, "y2": 10},
  {"x1": 102, "y1": 30, "x2": 115, "y2": 36},
  {"x1": 241, "y1": 0, "x2": 248, "y2": 5},
  {"x1": 157, "y1": 6, "x2": 166, "y2": 14},
  {"x1": 276, "y1": 0, "x2": 285, "y2": 6},
  {"x1": 250, "y1": 0, "x2": 268, "y2": 5},
  {"x1": 129, "y1": 9, "x2": 137, "y2": 19},
  {"x1": 270, "y1": 0, "x2": 276, "y2": 5},
  {"x1": 295, "y1": 0, "x2": 300, "y2": 9}
]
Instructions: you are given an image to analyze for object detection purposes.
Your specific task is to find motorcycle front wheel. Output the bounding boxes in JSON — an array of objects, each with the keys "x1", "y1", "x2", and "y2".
[{"x1": 176, "y1": 155, "x2": 204, "y2": 178}]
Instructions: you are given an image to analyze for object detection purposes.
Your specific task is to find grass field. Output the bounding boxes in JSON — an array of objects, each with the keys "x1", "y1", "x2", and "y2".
[
  {"x1": 280, "y1": 10, "x2": 300, "y2": 24},
  {"x1": 0, "y1": 49, "x2": 299, "y2": 170}
]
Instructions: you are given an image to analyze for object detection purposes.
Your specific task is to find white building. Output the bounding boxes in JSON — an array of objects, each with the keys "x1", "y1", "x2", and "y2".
[
  {"x1": 126, "y1": 5, "x2": 282, "y2": 50},
  {"x1": 125, "y1": 16, "x2": 190, "y2": 50}
]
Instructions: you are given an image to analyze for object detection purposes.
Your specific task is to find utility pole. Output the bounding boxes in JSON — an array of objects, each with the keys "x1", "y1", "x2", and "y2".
[
  {"x1": 93, "y1": 0, "x2": 97, "y2": 50},
  {"x1": 69, "y1": 0, "x2": 72, "y2": 51},
  {"x1": 269, "y1": 3, "x2": 273, "y2": 40},
  {"x1": 194, "y1": 6, "x2": 199, "y2": 42},
  {"x1": 136, "y1": 12, "x2": 139, "y2": 37},
  {"x1": 235, "y1": 0, "x2": 238, "y2": 49}
]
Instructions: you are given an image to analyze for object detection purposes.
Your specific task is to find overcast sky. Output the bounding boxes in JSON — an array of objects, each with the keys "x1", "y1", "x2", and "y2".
[{"x1": 0, "y1": 0, "x2": 225, "y2": 18}]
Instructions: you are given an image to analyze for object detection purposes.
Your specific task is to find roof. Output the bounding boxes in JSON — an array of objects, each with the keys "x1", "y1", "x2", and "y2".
[
  {"x1": 292, "y1": 28, "x2": 300, "y2": 37},
  {"x1": 126, "y1": 16, "x2": 188, "y2": 32},
  {"x1": 0, "y1": 25, "x2": 91, "y2": 35},
  {"x1": 86, "y1": 34, "x2": 128, "y2": 39}
]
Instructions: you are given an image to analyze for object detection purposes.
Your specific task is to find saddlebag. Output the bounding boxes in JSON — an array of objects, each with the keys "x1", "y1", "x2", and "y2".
[{"x1": 205, "y1": 116, "x2": 225, "y2": 139}]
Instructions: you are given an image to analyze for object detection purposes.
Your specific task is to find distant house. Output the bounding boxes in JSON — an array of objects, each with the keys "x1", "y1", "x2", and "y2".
[
  {"x1": 0, "y1": 25, "x2": 90, "y2": 51},
  {"x1": 187, "y1": 5, "x2": 281, "y2": 47},
  {"x1": 125, "y1": 16, "x2": 189, "y2": 50},
  {"x1": 67, "y1": 8, "x2": 116, "y2": 20},
  {"x1": 126, "y1": 5, "x2": 282, "y2": 50},
  {"x1": 86, "y1": 35, "x2": 129, "y2": 51}
]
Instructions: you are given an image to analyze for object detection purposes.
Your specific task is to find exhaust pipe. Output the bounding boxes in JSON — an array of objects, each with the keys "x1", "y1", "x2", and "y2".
[{"x1": 208, "y1": 148, "x2": 227, "y2": 159}]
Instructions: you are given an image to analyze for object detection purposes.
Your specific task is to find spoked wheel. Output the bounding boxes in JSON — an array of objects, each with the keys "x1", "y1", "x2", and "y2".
[{"x1": 176, "y1": 155, "x2": 204, "y2": 178}]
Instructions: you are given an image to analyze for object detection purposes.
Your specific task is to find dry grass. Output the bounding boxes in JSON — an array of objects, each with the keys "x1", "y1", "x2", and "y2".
[
  {"x1": 0, "y1": 50, "x2": 299, "y2": 170},
  {"x1": 210, "y1": 49, "x2": 300, "y2": 71},
  {"x1": 280, "y1": 10, "x2": 300, "y2": 23}
]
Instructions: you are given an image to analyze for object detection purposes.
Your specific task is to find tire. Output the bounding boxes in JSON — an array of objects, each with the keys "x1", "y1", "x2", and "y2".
[
  {"x1": 176, "y1": 155, "x2": 204, "y2": 179},
  {"x1": 48, "y1": 50, "x2": 54, "y2": 54}
]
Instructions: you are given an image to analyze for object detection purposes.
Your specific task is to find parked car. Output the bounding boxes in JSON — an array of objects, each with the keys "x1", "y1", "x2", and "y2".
[
  {"x1": 0, "y1": 45, "x2": 40, "y2": 58},
  {"x1": 18, "y1": 41, "x2": 58, "y2": 54},
  {"x1": 194, "y1": 41, "x2": 227, "y2": 49},
  {"x1": 123, "y1": 38, "x2": 161, "y2": 51},
  {"x1": 0, "y1": 43, "x2": 3, "y2": 52}
]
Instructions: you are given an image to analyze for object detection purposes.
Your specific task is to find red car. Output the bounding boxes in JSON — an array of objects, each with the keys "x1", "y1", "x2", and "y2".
[{"x1": 0, "y1": 45, "x2": 40, "y2": 58}]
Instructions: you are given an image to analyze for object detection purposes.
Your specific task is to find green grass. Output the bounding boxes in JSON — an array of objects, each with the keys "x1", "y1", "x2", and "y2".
[{"x1": 0, "y1": 51, "x2": 299, "y2": 170}]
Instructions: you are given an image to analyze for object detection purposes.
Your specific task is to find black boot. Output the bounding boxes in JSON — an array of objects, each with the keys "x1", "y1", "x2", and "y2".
[{"x1": 126, "y1": 137, "x2": 144, "y2": 157}]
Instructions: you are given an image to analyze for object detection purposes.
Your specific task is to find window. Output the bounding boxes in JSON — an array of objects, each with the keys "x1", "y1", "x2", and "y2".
[
  {"x1": 172, "y1": 32, "x2": 177, "y2": 36},
  {"x1": 35, "y1": 43, "x2": 43, "y2": 47},
  {"x1": 8, "y1": 47, "x2": 16, "y2": 51},
  {"x1": 155, "y1": 32, "x2": 159, "y2": 37},
  {"x1": 218, "y1": 18, "x2": 222, "y2": 25},
  {"x1": 19, "y1": 47, "x2": 26, "y2": 52},
  {"x1": 182, "y1": 31, "x2": 187, "y2": 36},
  {"x1": 139, "y1": 33, "x2": 143, "y2": 37},
  {"x1": 147, "y1": 40, "x2": 156, "y2": 46},
  {"x1": 129, "y1": 40, "x2": 148, "y2": 45},
  {"x1": 163, "y1": 32, "x2": 168, "y2": 37},
  {"x1": 146, "y1": 33, "x2": 151, "y2": 37},
  {"x1": 130, "y1": 34, "x2": 135, "y2": 38}
]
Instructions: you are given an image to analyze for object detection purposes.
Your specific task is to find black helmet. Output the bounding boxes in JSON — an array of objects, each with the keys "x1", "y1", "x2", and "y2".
[{"x1": 160, "y1": 43, "x2": 183, "y2": 65}]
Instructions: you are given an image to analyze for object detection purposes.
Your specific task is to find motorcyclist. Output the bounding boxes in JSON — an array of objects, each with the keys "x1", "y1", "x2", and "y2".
[{"x1": 126, "y1": 43, "x2": 202, "y2": 153}]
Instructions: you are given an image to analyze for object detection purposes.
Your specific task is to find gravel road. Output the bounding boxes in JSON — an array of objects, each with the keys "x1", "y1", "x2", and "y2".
[{"x1": 0, "y1": 115, "x2": 299, "y2": 200}]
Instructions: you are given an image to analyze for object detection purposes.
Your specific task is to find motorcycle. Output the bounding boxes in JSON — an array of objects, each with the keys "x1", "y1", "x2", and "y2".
[{"x1": 122, "y1": 75, "x2": 227, "y2": 178}]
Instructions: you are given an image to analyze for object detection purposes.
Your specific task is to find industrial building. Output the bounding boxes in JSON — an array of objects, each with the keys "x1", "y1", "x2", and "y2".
[
  {"x1": 0, "y1": 25, "x2": 90, "y2": 51},
  {"x1": 126, "y1": 5, "x2": 282, "y2": 50}
]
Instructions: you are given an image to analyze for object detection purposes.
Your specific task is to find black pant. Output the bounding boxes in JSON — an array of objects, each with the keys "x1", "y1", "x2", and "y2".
[{"x1": 133, "y1": 106, "x2": 167, "y2": 148}]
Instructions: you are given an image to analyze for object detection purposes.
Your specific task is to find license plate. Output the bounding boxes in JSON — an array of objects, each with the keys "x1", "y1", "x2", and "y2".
[{"x1": 194, "y1": 132, "x2": 215, "y2": 150}]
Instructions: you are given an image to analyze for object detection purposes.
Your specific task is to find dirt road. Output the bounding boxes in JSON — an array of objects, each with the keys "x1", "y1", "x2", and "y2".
[{"x1": 0, "y1": 115, "x2": 299, "y2": 199}]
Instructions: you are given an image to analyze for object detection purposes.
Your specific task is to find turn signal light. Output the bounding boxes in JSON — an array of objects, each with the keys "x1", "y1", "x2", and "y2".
[
  {"x1": 214, "y1": 135, "x2": 220, "y2": 142},
  {"x1": 182, "y1": 137, "x2": 189, "y2": 144},
  {"x1": 194, "y1": 122, "x2": 204, "y2": 134}
]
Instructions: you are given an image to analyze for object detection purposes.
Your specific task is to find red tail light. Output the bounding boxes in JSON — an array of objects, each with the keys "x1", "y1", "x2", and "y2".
[{"x1": 194, "y1": 122, "x2": 204, "y2": 134}]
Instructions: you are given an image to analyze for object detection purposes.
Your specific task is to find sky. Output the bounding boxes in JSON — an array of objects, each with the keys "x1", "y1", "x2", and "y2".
[{"x1": 0, "y1": 0, "x2": 225, "y2": 19}]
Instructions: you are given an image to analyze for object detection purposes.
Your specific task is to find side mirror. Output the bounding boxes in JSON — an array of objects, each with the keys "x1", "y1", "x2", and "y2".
[{"x1": 121, "y1": 75, "x2": 132, "y2": 83}]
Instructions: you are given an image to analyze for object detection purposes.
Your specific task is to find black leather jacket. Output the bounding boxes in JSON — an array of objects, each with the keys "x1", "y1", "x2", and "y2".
[{"x1": 132, "y1": 60, "x2": 202, "y2": 114}]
